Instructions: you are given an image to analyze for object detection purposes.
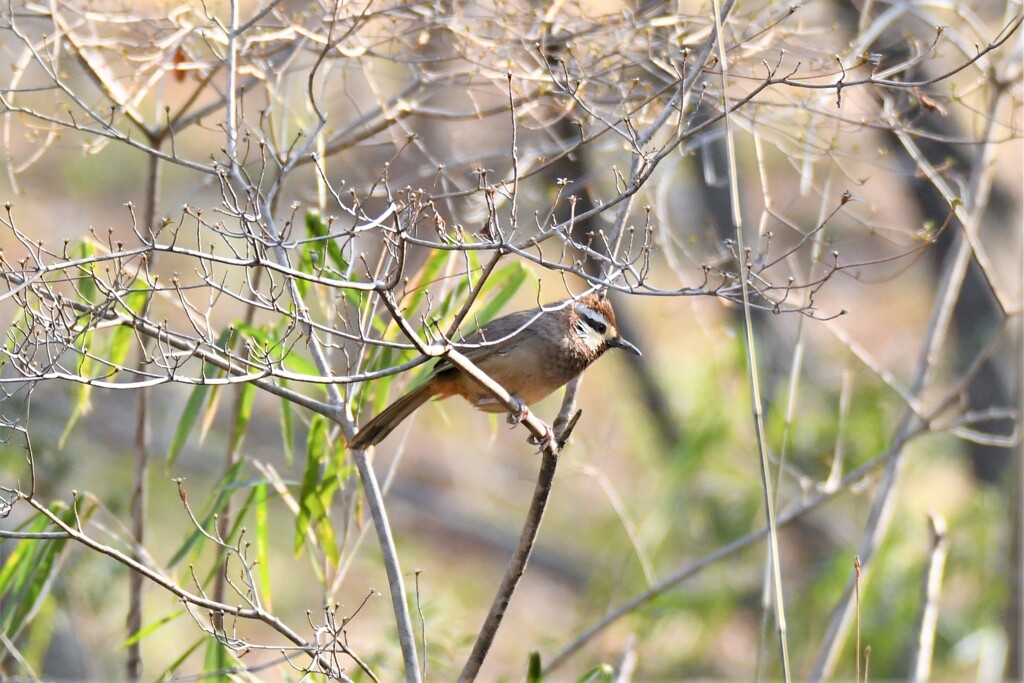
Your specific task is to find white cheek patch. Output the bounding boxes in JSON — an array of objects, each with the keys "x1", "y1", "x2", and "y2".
[{"x1": 574, "y1": 317, "x2": 606, "y2": 352}]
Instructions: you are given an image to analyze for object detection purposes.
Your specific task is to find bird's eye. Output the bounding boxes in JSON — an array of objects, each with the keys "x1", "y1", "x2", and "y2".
[{"x1": 577, "y1": 304, "x2": 611, "y2": 336}]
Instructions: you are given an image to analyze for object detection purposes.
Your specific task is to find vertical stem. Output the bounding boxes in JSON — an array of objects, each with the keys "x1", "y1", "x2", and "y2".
[
  {"x1": 127, "y1": 147, "x2": 162, "y2": 681},
  {"x1": 1010, "y1": 189, "x2": 1024, "y2": 679},
  {"x1": 1012, "y1": 322, "x2": 1024, "y2": 678},
  {"x1": 127, "y1": 386, "x2": 148, "y2": 682},
  {"x1": 709, "y1": 0, "x2": 791, "y2": 676},
  {"x1": 810, "y1": 88, "x2": 1004, "y2": 676},
  {"x1": 910, "y1": 516, "x2": 948, "y2": 682},
  {"x1": 352, "y1": 446, "x2": 421, "y2": 682},
  {"x1": 253, "y1": 196, "x2": 421, "y2": 682},
  {"x1": 221, "y1": 2, "x2": 418, "y2": 675},
  {"x1": 458, "y1": 446, "x2": 560, "y2": 682},
  {"x1": 225, "y1": 0, "x2": 238, "y2": 167}
]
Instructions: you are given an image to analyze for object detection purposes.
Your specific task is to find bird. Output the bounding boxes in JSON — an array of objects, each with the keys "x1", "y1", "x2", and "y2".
[{"x1": 350, "y1": 293, "x2": 640, "y2": 449}]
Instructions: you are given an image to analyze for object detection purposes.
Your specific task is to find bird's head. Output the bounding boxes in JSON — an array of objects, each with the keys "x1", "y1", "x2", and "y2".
[{"x1": 572, "y1": 295, "x2": 641, "y2": 357}]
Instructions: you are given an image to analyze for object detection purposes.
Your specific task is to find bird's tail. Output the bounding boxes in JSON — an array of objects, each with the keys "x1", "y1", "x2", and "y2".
[{"x1": 350, "y1": 382, "x2": 437, "y2": 449}]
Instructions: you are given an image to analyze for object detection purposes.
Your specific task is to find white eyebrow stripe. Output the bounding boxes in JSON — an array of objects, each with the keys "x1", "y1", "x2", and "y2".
[{"x1": 575, "y1": 303, "x2": 609, "y2": 331}]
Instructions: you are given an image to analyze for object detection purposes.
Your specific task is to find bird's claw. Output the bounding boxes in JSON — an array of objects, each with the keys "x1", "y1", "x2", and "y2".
[
  {"x1": 527, "y1": 425, "x2": 557, "y2": 451},
  {"x1": 508, "y1": 398, "x2": 556, "y2": 450},
  {"x1": 506, "y1": 397, "x2": 529, "y2": 426}
]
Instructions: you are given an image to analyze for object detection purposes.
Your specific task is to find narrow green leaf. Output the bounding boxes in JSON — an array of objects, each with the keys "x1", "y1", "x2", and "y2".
[
  {"x1": 106, "y1": 287, "x2": 150, "y2": 368},
  {"x1": 122, "y1": 609, "x2": 184, "y2": 648},
  {"x1": 315, "y1": 512, "x2": 339, "y2": 564},
  {"x1": 167, "y1": 459, "x2": 247, "y2": 568},
  {"x1": 254, "y1": 483, "x2": 272, "y2": 609},
  {"x1": 202, "y1": 635, "x2": 230, "y2": 683},
  {"x1": 294, "y1": 247, "x2": 312, "y2": 298},
  {"x1": 0, "y1": 502, "x2": 88, "y2": 638},
  {"x1": 527, "y1": 651, "x2": 543, "y2": 683},
  {"x1": 228, "y1": 380, "x2": 255, "y2": 454},
  {"x1": 575, "y1": 664, "x2": 614, "y2": 683},
  {"x1": 167, "y1": 384, "x2": 208, "y2": 468},
  {"x1": 58, "y1": 331, "x2": 94, "y2": 448},
  {"x1": 185, "y1": 480, "x2": 268, "y2": 592},
  {"x1": 315, "y1": 441, "x2": 353, "y2": 566},
  {"x1": 233, "y1": 321, "x2": 320, "y2": 377},
  {"x1": 279, "y1": 391, "x2": 295, "y2": 466},
  {"x1": 73, "y1": 240, "x2": 98, "y2": 305},
  {"x1": 468, "y1": 261, "x2": 529, "y2": 329},
  {"x1": 168, "y1": 326, "x2": 235, "y2": 467},
  {"x1": 305, "y1": 209, "x2": 349, "y2": 272},
  {"x1": 154, "y1": 637, "x2": 205, "y2": 682},
  {"x1": 222, "y1": 483, "x2": 260, "y2": 548},
  {"x1": 401, "y1": 248, "x2": 453, "y2": 324},
  {"x1": 434, "y1": 273, "x2": 473, "y2": 327},
  {"x1": 19, "y1": 592, "x2": 56, "y2": 675},
  {"x1": 57, "y1": 381, "x2": 90, "y2": 449},
  {"x1": 295, "y1": 415, "x2": 328, "y2": 554}
]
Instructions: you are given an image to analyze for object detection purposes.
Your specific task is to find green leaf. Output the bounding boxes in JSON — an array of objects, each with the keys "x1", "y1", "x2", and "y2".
[
  {"x1": 233, "y1": 321, "x2": 320, "y2": 378},
  {"x1": 202, "y1": 634, "x2": 231, "y2": 683},
  {"x1": 294, "y1": 247, "x2": 313, "y2": 298},
  {"x1": 19, "y1": 592, "x2": 56, "y2": 675},
  {"x1": 122, "y1": 609, "x2": 184, "y2": 648},
  {"x1": 167, "y1": 459, "x2": 247, "y2": 568},
  {"x1": 167, "y1": 326, "x2": 238, "y2": 467},
  {"x1": 527, "y1": 651, "x2": 543, "y2": 682},
  {"x1": 433, "y1": 270, "x2": 473, "y2": 327},
  {"x1": 401, "y1": 247, "x2": 453, "y2": 325},
  {"x1": 106, "y1": 287, "x2": 150, "y2": 368},
  {"x1": 295, "y1": 415, "x2": 328, "y2": 554},
  {"x1": 468, "y1": 261, "x2": 529, "y2": 329},
  {"x1": 293, "y1": 415, "x2": 347, "y2": 564},
  {"x1": 254, "y1": 483, "x2": 272, "y2": 608},
  {"x1": 57, "y1": 378, "x2": 91, "y2": 449},
  {"x1": 369, "y1": 347, "x2": 398, "y2": 413},
  {"x1": 167, "y1": 384, "x2": 209, "y2": 468},
  {"x1": 305, "y1": 210, "x2": 349, "y2": 272},
  {"x1": 228, "y1": 380, "x2": 255, "y2": 454},
  {"x1": 0, "y1": 501, "x2": 89, "y2": 639},
  {"x1": 58, "y1": 328, "x2": 95, "y2": 448},
  {"x1": 279, "y1": 391, "x2": 295, "y2": 466},
  {"x1": 154, "y1": 637, "x2": 205, "y2": 681},
  {"x1": 575, "y1": 664, "x2": 614, "y2": 683},
  {"x1": 71, "y1": 240, "x2": 98, "y2": 305}
]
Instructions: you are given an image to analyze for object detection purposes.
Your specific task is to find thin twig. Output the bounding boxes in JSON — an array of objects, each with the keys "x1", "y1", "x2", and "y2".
[
  {"x1": 248, "y1": 192, "x2": 420, "y2": 681},
  {"x1": 910, "y1": 515, "x2": 949, "y2": 683},
  {"x1": 18, "y1": 492, "x2": 355, "y2": 681},
  {"x1": 457, "y1": 444, "x2": 560, "y2": 682},
  {"x1": 808, "y1": 84, "x2": 1009, "y2": 679},
  {"x1": 543, "y1": 410, "x2": 936, "y2": 674},
  {"x1": 711, "y1": 0, "x2": 790, "y2": 673}
]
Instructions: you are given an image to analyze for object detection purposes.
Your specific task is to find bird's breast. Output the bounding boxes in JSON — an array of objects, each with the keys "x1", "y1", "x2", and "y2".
[{"x1": 464, "y1": 341, "x2": 592, "y2": 411}]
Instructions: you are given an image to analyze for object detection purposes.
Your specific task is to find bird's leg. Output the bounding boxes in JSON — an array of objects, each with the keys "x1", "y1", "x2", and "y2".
[
  {"x1": 507, "y1": 399, "x2": 556, "y2": 449},
  {"x1": 505, "y1": 398, "x2": 557, "y2": 449},
  {"x1": 506, "y1": 396, "x2": 530, "y2": 426}
]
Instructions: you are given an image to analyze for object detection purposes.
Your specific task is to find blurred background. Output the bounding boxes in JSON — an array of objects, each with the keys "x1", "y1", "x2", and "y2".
[{"x1": 0, "y1": 0, "x2": 1020, "y2": 681}]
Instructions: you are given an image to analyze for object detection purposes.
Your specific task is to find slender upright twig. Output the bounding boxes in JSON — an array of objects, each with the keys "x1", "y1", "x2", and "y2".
[
  {"x1": 809, "y1": 85, "x2": 1009, "y2": 678},
  {"x1": 711, "y1": 0, "x2": 790, "y2": 674},
  {"x1": 911, "y1": 516, "x2": 949, "y2": 683}
]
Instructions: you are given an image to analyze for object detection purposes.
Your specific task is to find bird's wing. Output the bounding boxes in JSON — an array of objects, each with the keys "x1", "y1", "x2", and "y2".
[{"x1": 431, "y1": 307, "x2": 544, "y2": 372}]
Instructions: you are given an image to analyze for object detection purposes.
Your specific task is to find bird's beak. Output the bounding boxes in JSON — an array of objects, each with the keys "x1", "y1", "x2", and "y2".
[{"x1": 609, "y1": 336, "x2": 641, "y2": 356}]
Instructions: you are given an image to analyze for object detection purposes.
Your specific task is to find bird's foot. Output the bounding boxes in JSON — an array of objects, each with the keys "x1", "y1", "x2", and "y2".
[
  {"x1": 527, "y1": 425, "x2": 557, "y2": 451},
  {"x1": 506, "y1": 397, "x2": 529, "y2": 426}
]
